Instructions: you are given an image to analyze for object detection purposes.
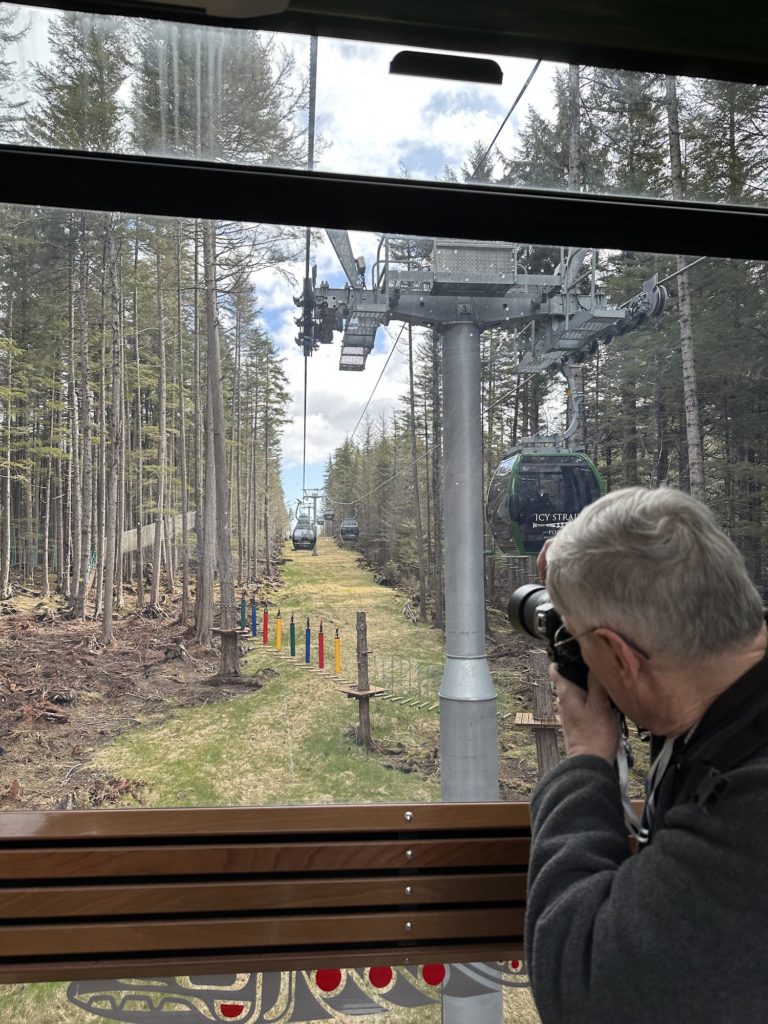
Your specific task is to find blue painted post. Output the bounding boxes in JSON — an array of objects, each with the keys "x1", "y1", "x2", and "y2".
[{"x1": 250, "y1": 594, "x2": 258, "y2": 637}]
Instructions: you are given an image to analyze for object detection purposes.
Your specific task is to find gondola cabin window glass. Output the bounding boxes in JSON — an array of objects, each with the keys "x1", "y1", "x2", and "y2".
[{"x1": 1, "y1": 5, "x2": 768, "y2": 208}]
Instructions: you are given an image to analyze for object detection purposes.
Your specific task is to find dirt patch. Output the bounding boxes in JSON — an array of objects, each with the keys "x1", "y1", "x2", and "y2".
[{"x1": 0, "y1": 588, "x2": 273, "y2": 811}]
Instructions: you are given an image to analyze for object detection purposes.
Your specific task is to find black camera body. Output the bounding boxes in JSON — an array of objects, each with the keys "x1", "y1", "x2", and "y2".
[{"x1": 507, "y1": 584, "x2": 589, "y2": 689}]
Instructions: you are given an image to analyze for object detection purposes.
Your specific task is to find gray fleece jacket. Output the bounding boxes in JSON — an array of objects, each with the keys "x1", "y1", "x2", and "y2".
[{"x1": 525, "y1": 651, "x2": 768, "y2": 1024}]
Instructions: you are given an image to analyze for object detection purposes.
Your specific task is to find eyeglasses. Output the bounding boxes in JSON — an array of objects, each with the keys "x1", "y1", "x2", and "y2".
[{"x1": 553, "y1": 624, "x2": 650, "y2": 660}]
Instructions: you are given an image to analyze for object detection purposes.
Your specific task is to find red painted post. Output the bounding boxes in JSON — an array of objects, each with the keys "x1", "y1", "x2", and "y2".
[
  {"x1": 318, "y1": 621, "x2": 325, "y2": 669},
  {"x1": 262, "y1": 606, "x2": 269, "y2": 645}
]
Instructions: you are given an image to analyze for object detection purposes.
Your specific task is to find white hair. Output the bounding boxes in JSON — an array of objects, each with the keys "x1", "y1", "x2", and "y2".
[{"x1": 545, "y1": 486, "x2": 765, "y2": 660}]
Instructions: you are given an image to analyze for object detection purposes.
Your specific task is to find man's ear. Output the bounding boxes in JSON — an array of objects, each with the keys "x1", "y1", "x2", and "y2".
[{"x1": 593, "y1": 628, "x2": 644, "y2": 684}]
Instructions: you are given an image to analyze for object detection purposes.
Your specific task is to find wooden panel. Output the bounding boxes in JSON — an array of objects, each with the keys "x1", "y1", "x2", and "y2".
[
  {"x1": 0, "y1": 872, "x2": 528, "y2": 919},
  {"x1": 0, "y1": 940, "x2": 527, "y2": 985},
  {"x1": 0, "y1": 801, "x2": 531, "y2": 840},
  {"x1": 2, "y1": 908, "x2": 526, "y2": 957},
  {"x1": 0, "y1": 837, "x2": 530, "y2": 880}
]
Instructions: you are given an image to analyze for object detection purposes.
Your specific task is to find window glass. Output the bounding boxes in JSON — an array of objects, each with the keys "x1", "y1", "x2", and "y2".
[
  {"x1": 2, "y1": 4, "x2": 768, "y2": 207},
  {"x1": 1, "y1": 208, "x2": 766, "y2": 816}
]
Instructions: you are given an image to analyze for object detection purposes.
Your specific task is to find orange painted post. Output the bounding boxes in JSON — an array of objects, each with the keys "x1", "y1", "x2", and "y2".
[{"x1": 276, "y1": 611, "x2": 283, "y2": 651}]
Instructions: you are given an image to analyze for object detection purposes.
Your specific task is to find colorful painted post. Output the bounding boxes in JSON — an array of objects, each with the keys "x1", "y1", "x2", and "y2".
[
  {"x1": 262, "y1": 606, "x2": 269, "y2": 645},
  {"x1": 240, "y1": 592, "x2": 246, "y2": 630},
  {"x1": 276, "y1": 611, "x2": 283, "y2": 652},
  {"x1": 289, "y1": 613, "x2": 296, "y2": 657},
  {"x1": 318, "y1": 621, "x2": 325, "y2": 670},
  {"x1": 305, "y1": 618, "x2": 311, "y2": 665},
  {"x1": 250, "y1": 594, "x2": 258, "y2": 637},
  {"x1": 334, "y1": 628, "x2": 341, "y2": 674}
]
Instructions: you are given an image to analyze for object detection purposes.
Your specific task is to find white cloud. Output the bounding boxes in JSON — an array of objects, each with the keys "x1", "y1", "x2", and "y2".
[{"x1": 248, "y1": 38, "x2": 558, "y2": 495}]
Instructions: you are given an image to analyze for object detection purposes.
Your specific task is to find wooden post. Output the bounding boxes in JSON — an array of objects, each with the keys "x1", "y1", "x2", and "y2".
[
  {"x1": 355, "y1": 610, "x2": 373, "y2": 750},
  {"x1": 531, "y1": 649, "x2": 560, "y2": 777}
]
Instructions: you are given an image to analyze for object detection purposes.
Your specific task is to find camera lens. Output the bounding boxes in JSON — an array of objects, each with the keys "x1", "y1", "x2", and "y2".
[{"x1": 507, "y1": 584, "x2": 552, "y2": 639}]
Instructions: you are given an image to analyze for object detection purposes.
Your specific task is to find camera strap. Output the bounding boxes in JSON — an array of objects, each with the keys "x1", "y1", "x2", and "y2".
[{"x1": 617, "y1": 735, "x2": 643, "y2": 837}]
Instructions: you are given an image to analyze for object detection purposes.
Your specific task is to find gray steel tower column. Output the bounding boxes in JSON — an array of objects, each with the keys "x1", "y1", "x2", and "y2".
[{"x1": 438, "y1": 321, "x2": 501, "y2": 1024}]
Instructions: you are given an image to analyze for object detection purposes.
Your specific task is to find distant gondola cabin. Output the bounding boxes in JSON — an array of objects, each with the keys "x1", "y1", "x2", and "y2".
[
  {"x1": 486, "y1": 449, "x2": 604, "y2": 556},
  {"x1": 292, "y1": 515, "x2": 317, "y2": 550},
  {"x1": 339, "y1": 518, "x2": 360, "y2": 543}
]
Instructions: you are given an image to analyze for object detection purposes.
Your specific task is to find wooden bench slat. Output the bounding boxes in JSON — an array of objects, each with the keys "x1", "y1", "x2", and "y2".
[
  {"x1": 0, "y1": 837, "x2": 530, "y2": 880},
  {"x1": 0, "y1": 872, "x2": 527, "y2": 919},
  {"x1": 0, "y1": 941, "x2": 527, "y2": 985},
  {"x1": 1, "y1": 908, "x2": 525, "y2": 957},
  {"x1": 0, "y1": 802, "x2": 532, "y2": 840}
]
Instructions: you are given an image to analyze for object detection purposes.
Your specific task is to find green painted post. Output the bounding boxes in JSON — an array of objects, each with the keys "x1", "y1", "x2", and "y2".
[{"x1": 290, "y1": 613, "x2": 296, "y2": 657}]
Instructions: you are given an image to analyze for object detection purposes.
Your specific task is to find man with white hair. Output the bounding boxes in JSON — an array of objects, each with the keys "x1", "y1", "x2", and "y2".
[{"x1": 525, "y1": 486, "x2": 768, "y2": 1024}]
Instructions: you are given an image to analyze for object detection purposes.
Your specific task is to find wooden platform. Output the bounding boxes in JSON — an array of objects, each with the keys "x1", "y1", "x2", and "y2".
[
  {"x1": 514, "y1": 711, "x2": 561, "y2": 728},
  {"x1": 336, "y1": 684, "x2": 386, "y2": 698}
]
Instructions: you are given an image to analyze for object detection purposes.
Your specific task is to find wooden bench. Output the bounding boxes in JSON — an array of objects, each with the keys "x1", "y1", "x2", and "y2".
[{"x1": 0, "y1": 802, "x2": 530, "y2": 983}]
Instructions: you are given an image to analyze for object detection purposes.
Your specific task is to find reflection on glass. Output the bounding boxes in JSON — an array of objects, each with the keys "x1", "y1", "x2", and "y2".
[
  {"x1": 2, "y1": 4, "x2": 768, "y2": 206},
  {"x1": 0, "y1": 963, "x2": 537, "y2": 1022}
]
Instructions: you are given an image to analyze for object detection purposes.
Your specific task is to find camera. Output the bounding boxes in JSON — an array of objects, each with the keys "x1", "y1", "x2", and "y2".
[{"x1": 507, "y1": 584, "x2": 589, "y2": 689}]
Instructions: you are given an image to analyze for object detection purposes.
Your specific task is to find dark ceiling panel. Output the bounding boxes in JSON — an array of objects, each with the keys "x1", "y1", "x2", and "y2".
[
  {"x1": 18, "y1": 0, "x2": 768, "y2": 84},
  {"x1": 2, "y1": 146, "x2": 768, "y2": 261}
]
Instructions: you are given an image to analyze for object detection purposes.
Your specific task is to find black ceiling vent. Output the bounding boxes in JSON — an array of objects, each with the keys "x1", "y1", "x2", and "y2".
[{"x1": 390, "y1": 51, "x2": 503, "y2": 85}]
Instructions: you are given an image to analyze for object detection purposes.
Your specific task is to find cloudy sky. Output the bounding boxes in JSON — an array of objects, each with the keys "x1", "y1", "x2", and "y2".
[
  {"x1": 245, "y1": 35, "x2": 557, "y2": 506},
  {"x1": 10, "y1": 6, "x2": 558, "y2": 509}
]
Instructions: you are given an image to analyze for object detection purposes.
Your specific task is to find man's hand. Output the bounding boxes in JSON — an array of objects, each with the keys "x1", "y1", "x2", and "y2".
[
  {"x1": 536, "y1": 539, "x2": 552, "y2": 583},
  {"x1": 551, "y1": 664, "x2": 620, "y2": 764}
]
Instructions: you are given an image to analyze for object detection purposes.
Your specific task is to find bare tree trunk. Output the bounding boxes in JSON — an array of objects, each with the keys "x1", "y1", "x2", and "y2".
[
  {"x1": 262, "y1": 359, "x2": 272, "y2": 578},
  {"x1": 176, "y1": 223, "x2": 190, "y2": 623},
  {"x1": 149, "y1": 247, "x2": 167, "y2": 607},
  {"x1": 193, "y1": 221, "x2": 204, "y2": 626},
  {"x1": 234, "y1": 305, "x2": 243, "y2": 584},
  {"x1": 102, "y1": 220, "x2": 123, "y2": 645},
  {"x1": 407, "y1": 326, "x2": 427, "y2": 621},
  {"x1": 202, "y1": 220, "x2": 236, "y2": 673},
  {"x1": 133, "y1": 235, "x2": 144, "y2": 610},
  {"x1": 75, "y1": 213, "x2": 92, "y2": 618},
  {"x1": 430, "y1": 330, "x2": 444, "y2": 630},
  {"x1": 115, "y1": 289, "x2": 126, "y2": 611},
  {"x1": 665, "y1": 74, "x2": 705, "y2": 498},
  {"x1": 42, "y1": 414, "x2": 53, "y2": 600},
  {"x1": 1, "y1": 320, "x2": 13, "y2": 600},
  {"x1": 68, "y1": 223, "x2": 81, "y2": 603},
  {"x1": 94, "y1": 261, "x2": 107, "y2": 618}
]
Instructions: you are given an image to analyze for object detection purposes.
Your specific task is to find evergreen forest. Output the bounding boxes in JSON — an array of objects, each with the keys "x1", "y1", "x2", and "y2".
[{"x1": 1, "y1": 7, "x2": 766, "y2": 650}]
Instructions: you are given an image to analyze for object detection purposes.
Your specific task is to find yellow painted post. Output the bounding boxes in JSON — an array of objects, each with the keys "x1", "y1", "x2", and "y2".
[
  {"x1": 334, "y1": 628, "x2": 341, "y2": 675},
  {"x1": 276, "y1": 610, "x2": 283, "y2": 651}
]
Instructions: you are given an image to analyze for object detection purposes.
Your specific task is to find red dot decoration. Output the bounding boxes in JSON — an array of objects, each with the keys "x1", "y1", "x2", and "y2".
[
  {"x1": 219, "y1": 1005, "x2": 244, "y2": 1019},
  {"x1": 315, "y1": 969, "x2": 343, "y2": 993},
  {"x1": 368, "y1": 966, "x2": 393, "y2": 989},
  {"x1": 510, "y1": 960, "x2": 522, "y2": 972},
  {"x1": 422, "y1": 963, "x2": 446, "y2": 986}
]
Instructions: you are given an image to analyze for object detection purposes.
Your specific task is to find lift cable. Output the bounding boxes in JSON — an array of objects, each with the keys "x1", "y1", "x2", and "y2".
[
  {"x1": 469, "y1": 59, "x2": 542, "y2": 180},
  {"x1": 619, "y1": 255, "x2": 708, "y2": 308},
  {"x1": 325, "y1": 371, "x2": 540, "y2": 508},
  {"x1": 349, "y1": 323, "x2": 407, "y2": 442}
]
